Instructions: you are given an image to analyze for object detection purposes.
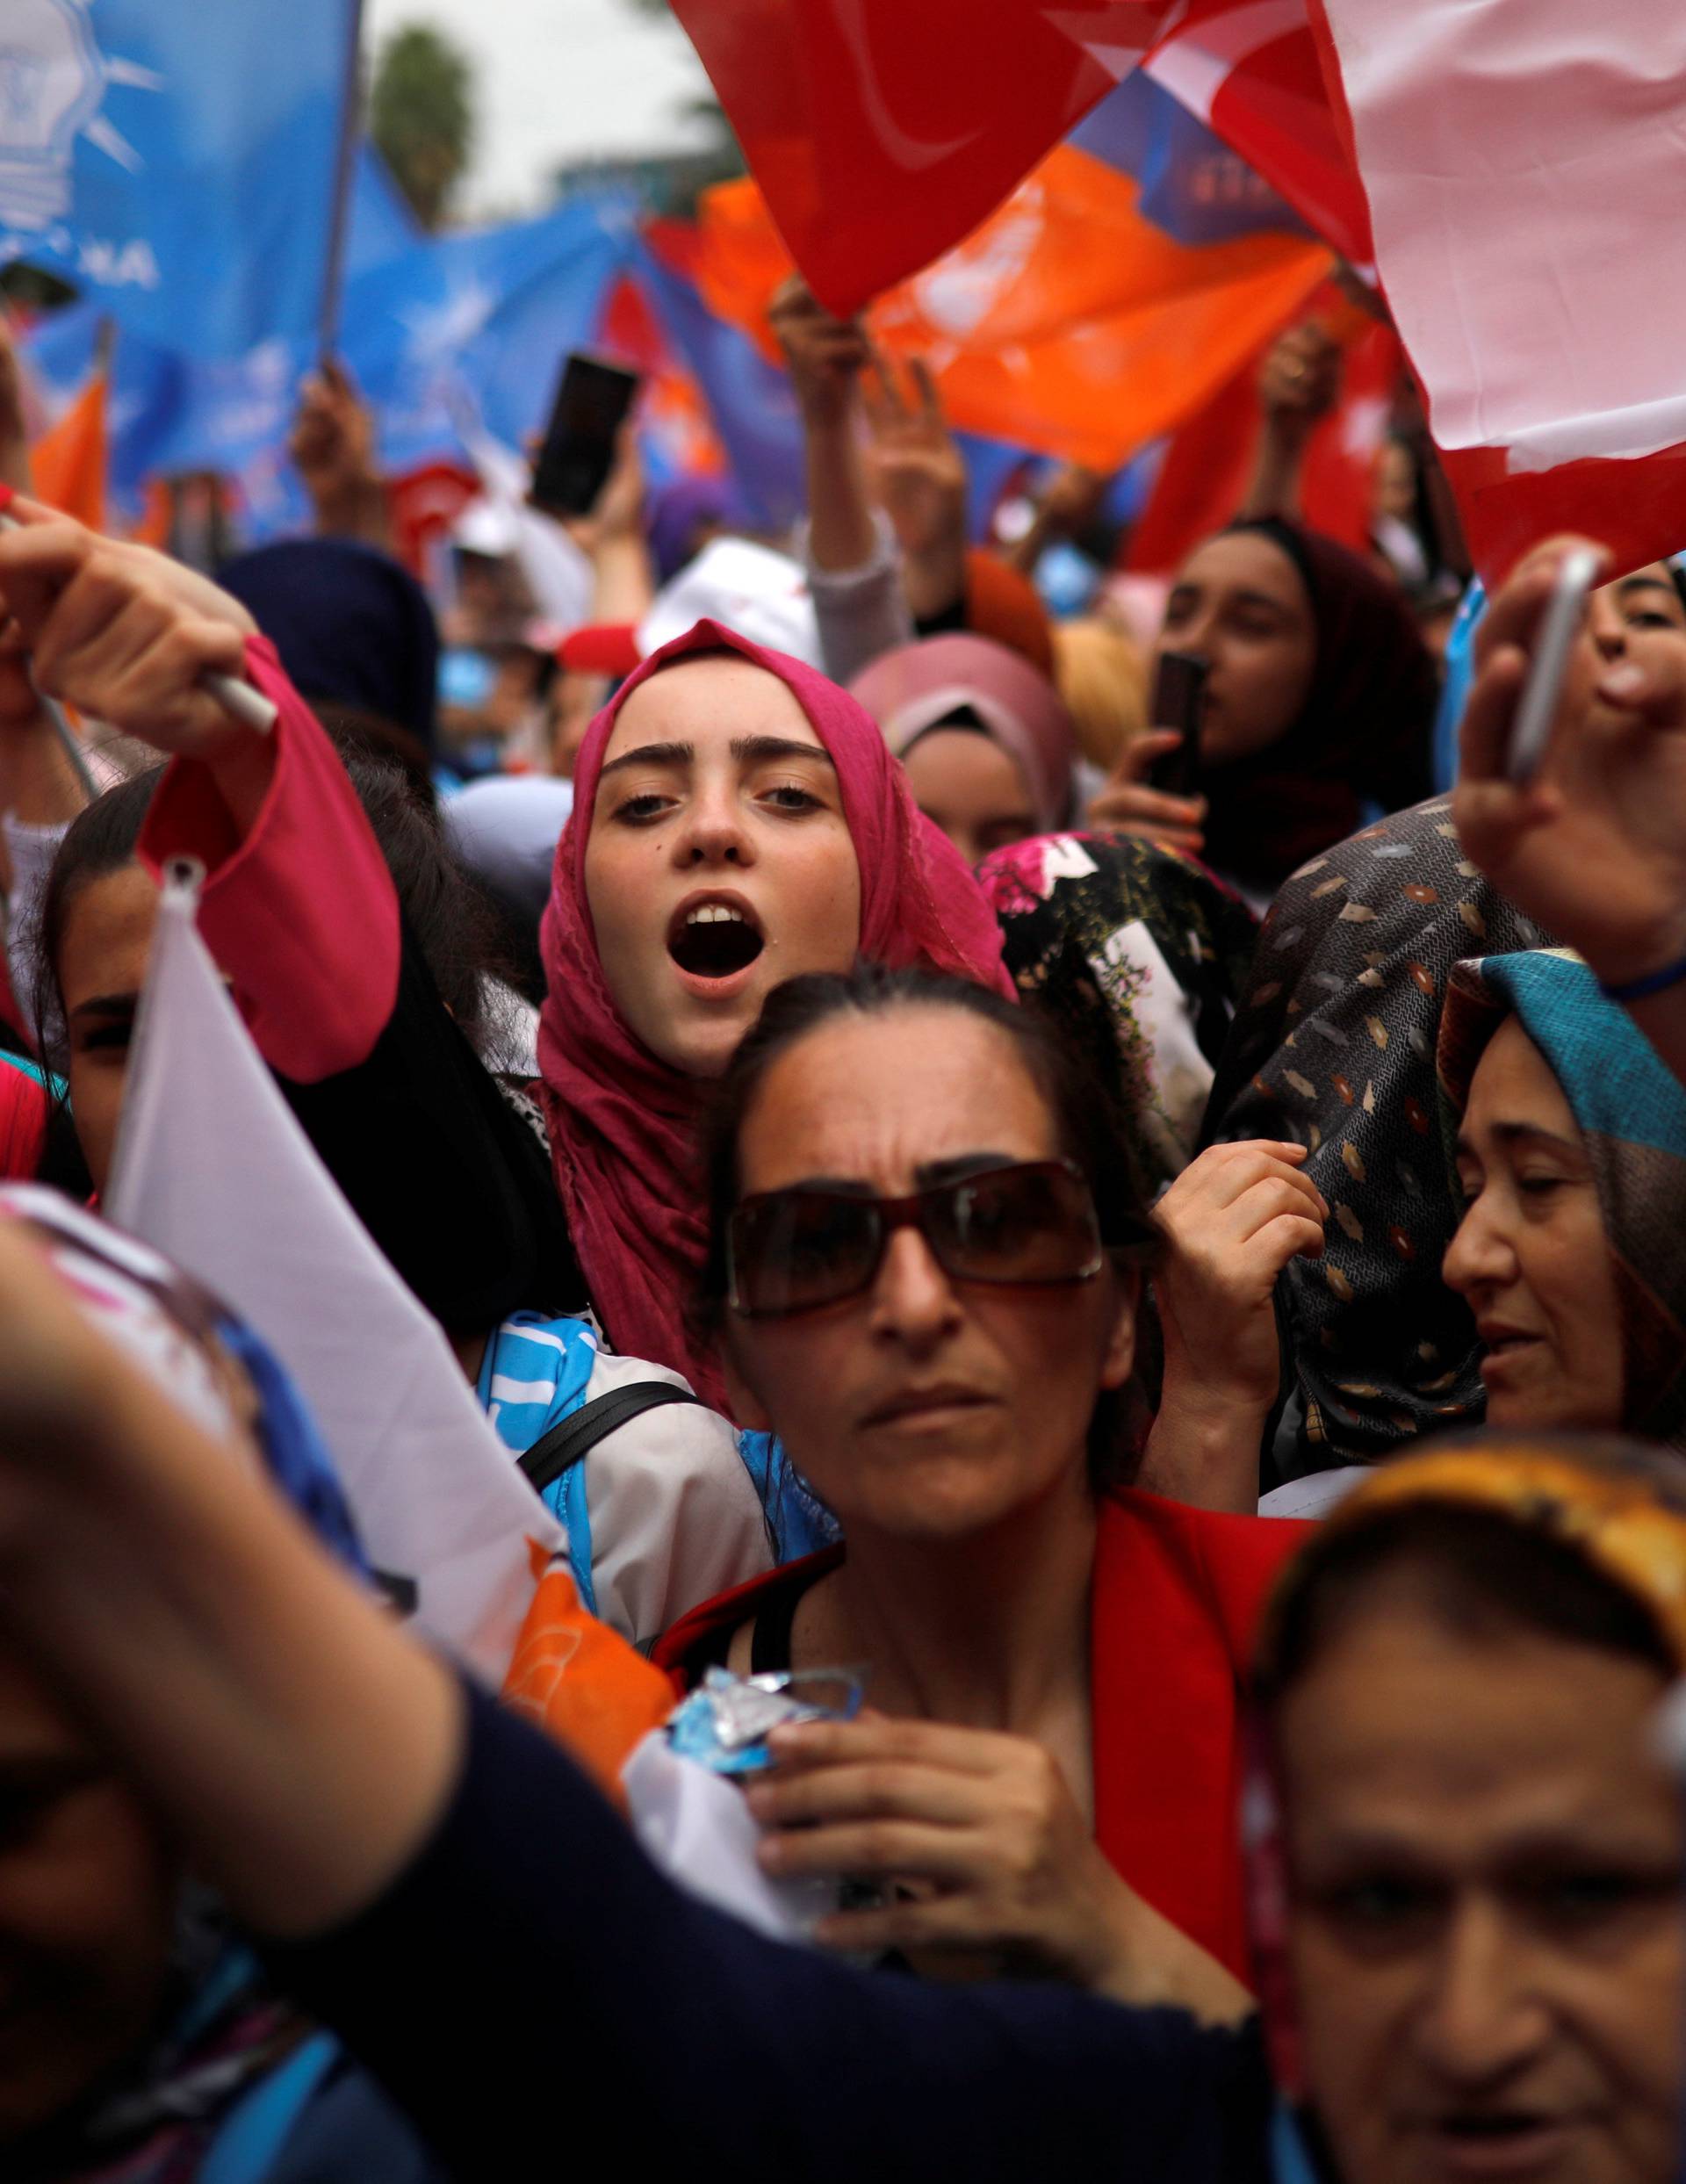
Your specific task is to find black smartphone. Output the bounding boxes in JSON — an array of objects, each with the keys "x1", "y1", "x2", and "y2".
[
  {"x1": 529, "y1": 353, "x2": 640, "y2": 517},
  {"x1": 1147, "y1": 650, "x2": 1208, "y2": 797}
]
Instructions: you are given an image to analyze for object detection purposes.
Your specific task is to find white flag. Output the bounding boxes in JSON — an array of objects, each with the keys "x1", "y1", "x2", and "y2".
[{"x1": 106, "y1": 861, "x2": 564, "y2": 1683}]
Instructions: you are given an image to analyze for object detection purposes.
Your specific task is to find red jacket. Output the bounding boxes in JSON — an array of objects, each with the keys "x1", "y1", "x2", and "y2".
[{"x1": 655, "y1": 1488, "x2": 1311, "y2": 1982}]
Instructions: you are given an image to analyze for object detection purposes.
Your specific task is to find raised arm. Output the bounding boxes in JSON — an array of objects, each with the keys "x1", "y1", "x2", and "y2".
[
  {"x1": 1452, "y1": 535, "x2": 1686, "y2": 1085},
  {"x1": 0, "y1": 493, "x2": 401, "y2": 1083},
  {"x1": 0, "y1": 1219, "x2": 1267, "y2": 2183}
]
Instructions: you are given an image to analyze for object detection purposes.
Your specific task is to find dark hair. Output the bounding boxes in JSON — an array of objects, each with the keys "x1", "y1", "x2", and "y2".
[
  {"x1": 695, "y1": 962, "x2": 1161, "y2": 1488},
  {"x1": 32, "y1": 742, "x2": 517, "y2": 1087},
  {"x1": 1255, "y1": 1435, "x2": 1686, "y2": 1714}
]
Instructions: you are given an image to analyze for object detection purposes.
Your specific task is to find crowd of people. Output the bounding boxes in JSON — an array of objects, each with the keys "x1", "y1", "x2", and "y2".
[{"x1": 0, "y1": 255, "x2": 1684, "y2": 2184}]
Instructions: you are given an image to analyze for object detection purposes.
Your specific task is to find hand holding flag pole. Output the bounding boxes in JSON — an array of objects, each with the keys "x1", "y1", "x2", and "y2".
[{"x1": 0, "y1": 489, "x2": 277, "y2": 750}]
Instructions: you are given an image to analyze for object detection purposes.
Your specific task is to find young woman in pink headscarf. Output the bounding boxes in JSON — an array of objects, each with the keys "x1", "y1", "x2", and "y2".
[
  {"x1": 537, "y1": 617, "x2": 1014, "y2": 1412},
  {"x1": 0, "y1": 494, "x2": 1009, "y2": 1599}
]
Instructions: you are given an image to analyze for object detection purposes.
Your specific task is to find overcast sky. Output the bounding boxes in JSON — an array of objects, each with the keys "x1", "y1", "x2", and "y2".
[{"x1": 364, "y1": 0, "x2": 717, "y2": 217}]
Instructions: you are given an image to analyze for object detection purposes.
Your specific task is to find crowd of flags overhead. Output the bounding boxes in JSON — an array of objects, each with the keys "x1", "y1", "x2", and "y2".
[{"x1": 7, "y1": 0, "x2": 1683, "y2": 583}]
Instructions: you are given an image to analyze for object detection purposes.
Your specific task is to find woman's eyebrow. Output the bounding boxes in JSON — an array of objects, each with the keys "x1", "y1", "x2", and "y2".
[
  {"x1": 69, "y1": 993, "x2": 139, "y2": 1024},
  {"x1": 730, "y1": 734, "x2": 835, "y2": 768},
  {"x1": 597, "y1": 739, "x2": 693, "y2": 781},
  {"x1": 1490, "y1": 1119, "x2": 1585, "y2": 1157}
]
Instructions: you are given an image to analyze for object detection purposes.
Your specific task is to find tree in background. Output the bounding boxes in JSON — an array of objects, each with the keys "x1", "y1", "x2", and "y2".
[
  {"x1": 558, "y1": 0, "x2": 741, "y2": 217},
  {"x1": 371, "y1": 23, "x2": 476, "y2": 231}
]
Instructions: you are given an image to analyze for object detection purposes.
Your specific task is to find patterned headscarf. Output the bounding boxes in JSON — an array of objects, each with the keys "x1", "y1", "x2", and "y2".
[
  {"x1": 1437, "y1": 950, "x2": 1686, "y2": 1450},
  {"x1": 1203, "y1": 797, "x2": 1547, "y2": 1474},
  {"x1": 977, "y1": 832, "x2": 1258, "y2": 1199}
]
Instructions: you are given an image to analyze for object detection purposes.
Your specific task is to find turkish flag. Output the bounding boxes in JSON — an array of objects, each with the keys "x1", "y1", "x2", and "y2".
[
  {"x1": 668, "y1": 0, "x2": 1160, "y2": 314},
  {"x1": 1308, "y1": 0, "x2": 1686, "y2": 580}
]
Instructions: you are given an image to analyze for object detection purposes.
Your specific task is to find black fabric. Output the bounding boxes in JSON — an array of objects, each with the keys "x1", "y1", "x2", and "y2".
[
  {"x1": 518, "y1": 1383, "x2": 702, "y2": 1495},
  {"x1": 268, "y1": 1677, "x2": 1272, "y2": 2183},
  {"x1": 748, "y1": 1561, "x2": 821, "y2": 1676},
  {"x1": 280, "y1": 918, "x2": 585, "y2": 1334}
]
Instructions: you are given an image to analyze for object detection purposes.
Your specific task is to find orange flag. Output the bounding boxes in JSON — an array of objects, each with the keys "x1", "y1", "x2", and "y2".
[
  {"x1": 31, "y1": 364, "x2": 108, "y2": 530},
  {"x1": 694, "y1": 150, "x2": 1329, "y2": 471},
  {"x1": 501, "y1": 1543, "x2": 675, "y2": 1808}
]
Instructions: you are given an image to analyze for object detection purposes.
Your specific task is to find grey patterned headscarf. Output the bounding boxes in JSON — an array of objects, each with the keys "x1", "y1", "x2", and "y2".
[{"x1": 1202, "y1": 796, "x2": 1546, "y2": 1476}]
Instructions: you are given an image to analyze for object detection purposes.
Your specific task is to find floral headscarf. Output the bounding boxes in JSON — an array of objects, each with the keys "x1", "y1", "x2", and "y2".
[{"x1": 977, "y1": 831, "x2": 1257, "y2": 1199}]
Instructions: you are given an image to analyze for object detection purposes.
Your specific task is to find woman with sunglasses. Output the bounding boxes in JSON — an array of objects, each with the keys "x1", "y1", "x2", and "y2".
[{"x1": 656, "y1": 963, "x2": 1316, "y2": 1986}]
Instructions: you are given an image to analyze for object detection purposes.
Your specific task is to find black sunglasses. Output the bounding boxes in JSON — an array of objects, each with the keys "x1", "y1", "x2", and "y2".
[{"x1": 726, "y1": 1158, "x2": 1106, "y2": 1319}]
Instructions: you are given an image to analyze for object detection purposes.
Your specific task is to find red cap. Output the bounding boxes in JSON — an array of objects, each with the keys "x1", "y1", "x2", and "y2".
[{"x1": 558, "y1": 623, "x2": 641, "y2": 678}]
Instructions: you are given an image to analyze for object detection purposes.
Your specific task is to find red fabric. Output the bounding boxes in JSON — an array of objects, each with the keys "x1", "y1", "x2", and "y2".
[
  {"x1": 0, "y1": 1059, "x2": 48, "y2": 1181},
  {"x1": 137, "y1": 638, "x2": 401, "y2": 1085},
  {"x1": 657, "y1": 1493, "x2": 1310, "y2": 1981},
  {"x1": 558, "y1": 624, "x2": 641, "y2": 677},
  {"x1": 1128, "y1": 292, "x2": 1399, "y2": 575},
  {"x1": 667, "y1": 0, "x2": 1131, "y2": 316},
  {"x1": 1127, "y1": 354, "x2": 1258, "y2": 576},
  {"x1": 535, "y1": 617, "x2": 1014, "y2": 1413},
  {"x1": 962, "y1": 552, "x2": 1056, "y2": 677},
  {"x1": 1438, "y1": 440, "x2": 1686, "y2": 589}
]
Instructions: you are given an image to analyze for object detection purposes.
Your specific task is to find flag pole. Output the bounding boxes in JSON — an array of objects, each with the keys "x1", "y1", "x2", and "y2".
[{"x1": 317, "y1": 0, "x2": 368, "y2": 355}]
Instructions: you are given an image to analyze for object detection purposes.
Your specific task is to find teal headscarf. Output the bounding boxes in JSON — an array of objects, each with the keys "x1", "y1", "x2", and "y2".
[{"x1": 1437, "y1": 949, "x2": 1686, "y2": 1448}]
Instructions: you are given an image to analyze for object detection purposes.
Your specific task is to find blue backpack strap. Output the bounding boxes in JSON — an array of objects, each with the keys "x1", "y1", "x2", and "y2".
[{"x1": 197, "y1": 2032, "x2": 342, "y2": 2184}]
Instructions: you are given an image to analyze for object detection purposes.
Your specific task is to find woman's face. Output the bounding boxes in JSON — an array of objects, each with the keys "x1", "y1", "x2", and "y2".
[
  {"x1": 56, "y1": 862, "x2": 158, "y2": 1199},
  {"x1": 1444, "y1": 1018, "x2": 1625, "y2": 1433},
  {"x1": 1584, "y1": 565, "x2": 1686, "y2": 728},
  {"x1": 1280, "y1": 1593, "x2": 1682, "y2": 2184},
  {"x1": 584, "y1": 657, "x2": 862, "y2": 1079},
  {"x1": 721, "y1": 1006, "x2": 1135, "y2": 1542},
  {"x1": 1153, "y1": 531, "x2": 1317, "y2": 767},
  {"x1": 0, "y1": 1644, "x2": 177, "y2": 2143},
  {"x1": 899, "y1": 729, "x2": 1037, "y2": 869}
]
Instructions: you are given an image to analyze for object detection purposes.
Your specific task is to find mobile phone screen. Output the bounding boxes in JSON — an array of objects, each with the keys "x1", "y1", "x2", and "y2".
[
  {"x1": 1147, "y1": 651, "x2": 1208, "y2": 798},
  {"x1": 530, "y1": 354, "x2": 640, "y2": 517}
]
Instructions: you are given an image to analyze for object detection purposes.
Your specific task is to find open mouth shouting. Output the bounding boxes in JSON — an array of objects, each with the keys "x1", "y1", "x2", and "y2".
[{"x1": 666, "y1": 890, "x2": 767, "y2": 995}]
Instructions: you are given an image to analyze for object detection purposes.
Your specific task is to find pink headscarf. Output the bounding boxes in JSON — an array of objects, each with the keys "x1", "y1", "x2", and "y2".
[
  {"x1": 537, "y1": 618, "x2": 1013, "y2": 1412},
  {"x1": 849, "y1": 632, "x2": 1078, "y2": 834}
]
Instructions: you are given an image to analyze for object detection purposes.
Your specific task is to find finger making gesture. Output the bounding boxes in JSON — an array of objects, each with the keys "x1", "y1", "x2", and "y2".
[{"x1": 861, "y1": 350, "x2": 969, "y2": 617}]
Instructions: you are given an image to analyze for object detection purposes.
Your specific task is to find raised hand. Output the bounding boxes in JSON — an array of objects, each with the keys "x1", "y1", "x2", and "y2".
[
  {"x1": 0, "y1": 494, "x2": 257, "y2": 767},
  {"x1": 1085, "y1": 729, "x2": 1208, "y2": 857},
  {"x1": 1139, "y1": 1140, "x2": 1327, "y2": 1510},
  {"x1": 861, "y1": 351, "x2": 969, "y2": 567},
  {"x1": 288, "y1": 356, "x2": 391, "y2": 547},
  {"x1": 768, "y1": 275, "x2": 872, "y2": 429},
  {"x1": 1452, "y1": 536, "x2": 1686, "y2": 990},
  {"x1": 1257, "y1": 321, "x2": 1341, "y2": 436}
]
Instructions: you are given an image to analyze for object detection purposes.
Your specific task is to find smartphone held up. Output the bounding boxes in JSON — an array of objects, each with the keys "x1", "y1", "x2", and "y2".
[
  {"x1": 529, "y1": 353, "x2": 641, "y2": 518},
  {"x1": 1147, "y1": 650, "x2": 1208, "y2": 800},
  {"x1": 1506, "y1": 545, "x2": 1601, "y2": 784}
]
